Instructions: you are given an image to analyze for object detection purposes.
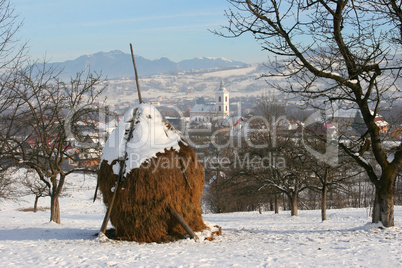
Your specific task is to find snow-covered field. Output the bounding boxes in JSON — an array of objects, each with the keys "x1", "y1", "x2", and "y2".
[{"x1": 0, "y1": 173, "x2": 401, "y2": 267}]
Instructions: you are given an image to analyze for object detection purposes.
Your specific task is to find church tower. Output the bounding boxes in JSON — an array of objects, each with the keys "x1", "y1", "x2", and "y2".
[{"x1": 215, "y1": 80, "x2": 229, "y2": 117}]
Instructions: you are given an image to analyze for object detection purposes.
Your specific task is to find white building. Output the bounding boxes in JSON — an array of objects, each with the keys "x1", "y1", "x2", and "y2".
[{"x1": 189, "y1": 80, "x2": 230, "y2": 121}]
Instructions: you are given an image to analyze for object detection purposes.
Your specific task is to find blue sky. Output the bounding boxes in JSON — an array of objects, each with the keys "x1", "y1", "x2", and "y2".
[{"x1": 13, "y1": 0, "x2": 267, "y2": 64}]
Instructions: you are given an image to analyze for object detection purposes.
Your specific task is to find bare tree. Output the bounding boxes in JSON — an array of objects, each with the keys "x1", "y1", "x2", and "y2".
[
  {"x1": 361, "y1": 0, "x2": 402, "y2": 45},
  {"x1": 1, "y1": 63, "x2": 106, "y2": 223},
  {"x1": 238, "y1": 137, "x2": 310, "y2": 216},
  {"x1": 254, "y1": 92, "x2": 287, "y2": 120},
  {"x1": 0, "y1": 168, "x2": 17, "y2": 199},
  {"x1": 236, "y1": 111, "x2": 311, "y2": 216},
  {"x1": 301, "y1": 125, "x2": 363, "y2": 220},
  {"x1": 306, "y1": 152, "x2": 362, "y2": 220},
  {"x1": 215, "y1": 0, "x2": 402, "y2": 227},
  {"x1": 20, "y1": 169, "x2": 49, "y2": 212},
  {"x1": 0, "y1": 0, "x2": 27, "y2": 198},
  {"x1": 0, "y1": 0, "x2": 26, "y2": 72},
  {"x1": 266, "y1": 137, "x2": 311, "y2": 216},
  {"x1": 0, "y1": 0, "x2": 26, "y2": 115}
]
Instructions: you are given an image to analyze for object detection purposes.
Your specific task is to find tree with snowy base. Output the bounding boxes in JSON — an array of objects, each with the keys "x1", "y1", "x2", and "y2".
[
  {"x1": 0, "y1": 64, "x2": 106, "y2": 223},
  {"x1": 215, "y1": 0, "x2": 402, "y2": 227}
]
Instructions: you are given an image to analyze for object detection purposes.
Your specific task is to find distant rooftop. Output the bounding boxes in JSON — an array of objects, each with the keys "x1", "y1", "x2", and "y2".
[{"x1": 190, "y1": 104, "x2": 216, "y2": 113}]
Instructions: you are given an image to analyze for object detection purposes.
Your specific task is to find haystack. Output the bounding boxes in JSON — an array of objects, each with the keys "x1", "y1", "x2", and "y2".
[{"x1": 98, "y1": 103, "x2": 205, "y2": 242}]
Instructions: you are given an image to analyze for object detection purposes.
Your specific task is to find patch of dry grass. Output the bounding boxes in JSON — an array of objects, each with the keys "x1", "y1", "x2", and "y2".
[{"x1": 17, "y1": 206, "x2": 50, "y2": 212}]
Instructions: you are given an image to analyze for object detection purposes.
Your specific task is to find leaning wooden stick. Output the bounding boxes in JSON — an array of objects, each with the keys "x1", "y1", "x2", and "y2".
[
  {"x1": 99, "y1": 157, "x2": 124, "y2": 234},
  {"x1": 99, "y1": 176, "x2": 119, "y2": 234},
  {"x1": 130, "y1": 43, "x2": 143, "y2": 104},
  {"x1": 168, "y1": 206, "x2": 199, "y2": 240}
]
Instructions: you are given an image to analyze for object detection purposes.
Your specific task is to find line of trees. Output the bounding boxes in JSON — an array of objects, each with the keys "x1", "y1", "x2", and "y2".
[{"x1": 202, "y1": 97, "x2": 401, "y2": 222}]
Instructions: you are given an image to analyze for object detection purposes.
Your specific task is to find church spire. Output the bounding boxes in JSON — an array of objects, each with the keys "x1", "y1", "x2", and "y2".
[
  {"x1": 215, "y1": 79, "x2": 230, "y2": 117},
  {"x1": 217, "y1": 79, "x2": 228, "y2": 92}
]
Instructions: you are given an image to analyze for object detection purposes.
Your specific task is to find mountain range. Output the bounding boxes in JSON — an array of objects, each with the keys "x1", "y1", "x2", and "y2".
[{"x1": 43, "y1": 50, "x2": 247, "y2": 80}]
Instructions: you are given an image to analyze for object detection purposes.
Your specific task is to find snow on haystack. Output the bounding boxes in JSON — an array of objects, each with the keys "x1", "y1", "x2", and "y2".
[
  {"x1": 98, "y1": 103, "x2": 206, "y2": 243},
  {"x1": 101, "y1": 103, "x2": 182, "y2": 176}
]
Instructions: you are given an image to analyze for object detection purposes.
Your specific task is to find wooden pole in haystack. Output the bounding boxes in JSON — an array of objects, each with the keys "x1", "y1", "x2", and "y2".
[{"x1": 130, "y1": 43, "x2": 143, "y2": 104}]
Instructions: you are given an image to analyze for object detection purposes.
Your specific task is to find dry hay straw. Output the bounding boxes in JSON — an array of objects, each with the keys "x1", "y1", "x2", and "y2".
[{"x1": 98, "y1": 140, "x2": 205, "y2": 243}]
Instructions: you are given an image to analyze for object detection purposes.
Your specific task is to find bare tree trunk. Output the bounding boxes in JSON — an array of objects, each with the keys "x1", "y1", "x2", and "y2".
[
  {"x1": 33, "y1": 195, "x2": 40, "y2": 213},
  {"x1": 358, "y1": 175, "x2": 362, "y2": 208},
  {"x1": 378, "y1": 180, "x2": 395, "y2": 227},
  {"x1": 49, "y1": 174, "x2": 65, "y2": 224},
  {"x1": 283, "y1": 195, "x2": 287, "y2": 211},
  {"x1": 372, "y1": 188, "x2": 381, "y2": 223},
  {"x1": 372, "y1": 170, "x2": 397, "y2": 227},
  {"x1": 274, "y1": 194, "x2": 279, "y2": 214},
  {"x1": 289, "y1": 192, "x2": 298, "y2": 216},
  {"x1": 269, "y1": 197, "x2": 274, "y2": 211},
  {"x1": 321, "y1": 185, "x2": 327, "y2": 221},
  {"x1": 50, "y1": 194, "x2": 60, "y2": 223},
  {"x1": 379, "y1": 192, "x2": 394, "y2": 227}
]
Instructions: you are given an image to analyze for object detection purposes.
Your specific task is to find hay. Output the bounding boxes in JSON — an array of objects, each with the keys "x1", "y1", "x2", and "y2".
[
  {"x1": 98, "y1": 139, "x2": 205, "y2": 243},
  {"x1": 98, "y1": 103, "x2": 206, "y2": 242}
]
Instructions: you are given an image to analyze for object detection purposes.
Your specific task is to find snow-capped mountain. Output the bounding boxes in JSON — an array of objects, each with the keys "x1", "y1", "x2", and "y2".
[
  {"x1": 41, "y1": 50, "x2": 247, "y2": 80},
  {"x1": 178, "y1": 57, "x2": 246, "y2": 71}
]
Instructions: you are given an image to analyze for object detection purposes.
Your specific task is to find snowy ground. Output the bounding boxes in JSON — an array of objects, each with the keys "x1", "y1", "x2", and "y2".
[{"x1": 0, "y1": 173, "x2": 401, "y2": 267}]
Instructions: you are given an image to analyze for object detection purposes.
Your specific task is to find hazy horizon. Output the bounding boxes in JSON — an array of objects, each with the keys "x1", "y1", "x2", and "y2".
[{"x1": 13, "y1": 0, "x2": 268, "y2": 64}]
